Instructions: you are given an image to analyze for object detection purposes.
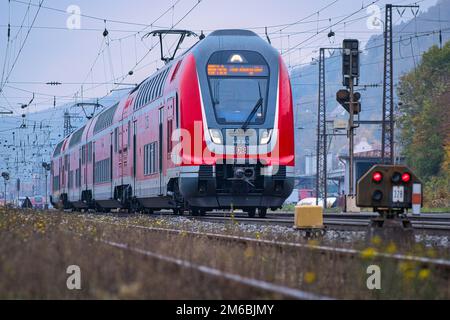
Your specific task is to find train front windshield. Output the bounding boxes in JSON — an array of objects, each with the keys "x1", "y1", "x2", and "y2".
[{"x1": 207, "y1": 51, "x2": 269, "y2": 125}]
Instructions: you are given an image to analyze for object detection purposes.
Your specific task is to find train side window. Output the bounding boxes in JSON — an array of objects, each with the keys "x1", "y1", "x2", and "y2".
[
  {"x1": 155, "y1": 72, "x2": 164, "y2": 99},
  {"x1": 143, "y1": 81, "x2": 151, "y2": 106},
  {"x1": 160, "y1": 68, "x2": 170, "y2": 96},
  {"x1": 151, "y1": 74, "x2": 159, "y2": 102},
  {"x1": 138, "y1": 83, "x2": 146, "y2": 108},
  {"x1": 146, "y1": 78, "x2": 155, "y2": 104},
  {"x1": 127, "y1": 121, "x2": 131, "y2": 147},
  {"x1": 167, "y1": 119, "x2": 173, "y2": 153},
  {"x1": 81, "y1": 145, "x2": 86, "y2": 164},
  {"x1": 144, "y1": 142, "x2": 158, "y2": 175},
  {"x1": 155, "y1": 73, "x2": 164, "y2": 100},
  {"x1": 175, "y1": 93, "x2": 179, "y2": 128},
  {"x1": 159, "y1": 69, "x2": 169, "y2": 96},
  {"x1": 150, "y1": 74, "x2": 159, "y2": 101},
  {"x1": 88, "y1": 142, "x2": 93, "y2": 162},
  {"x1": 114, "y1": 128, "x2": 118, "y2": 153}
]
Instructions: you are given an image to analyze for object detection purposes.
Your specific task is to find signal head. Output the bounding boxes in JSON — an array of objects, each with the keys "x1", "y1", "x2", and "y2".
[
  {"x1": 401, "y1": 172, "x2": 411, "y2": 183},
  {"x1": 372, "y1": 171, "x2": 383, "y2": 183},
  {"x1": 391, "y1": 172, "x2": 402, "y2": 183}
]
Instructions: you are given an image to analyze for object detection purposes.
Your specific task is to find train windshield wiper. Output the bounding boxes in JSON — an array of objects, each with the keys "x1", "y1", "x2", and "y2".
[
  {"x1": 241, "y1": 83, "x2": 263, "y2": 130},
  {"x1": 241, "y1": 98, "x2": 263, "y2": 130}
]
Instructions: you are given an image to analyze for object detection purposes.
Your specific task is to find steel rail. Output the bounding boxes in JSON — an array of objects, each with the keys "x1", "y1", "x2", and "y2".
[
  {"x1": 81, "y1": 217, "x2": 450, "y2": 268},
  {"x1": 64, "y1": 225, "x2": 332, "y2": 300}
]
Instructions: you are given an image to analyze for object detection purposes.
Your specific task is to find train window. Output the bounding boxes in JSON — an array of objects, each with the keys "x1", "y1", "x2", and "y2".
[
  {"x1": 152, "y1": 73, "x2": 161, "y2": 101},
  {"x1": 157, "y1": 70, "x2": 167, "y2": 97},
  {"x1": 68, "y1": 170, "x2": 73, "y2": 189},
  {"x1": 81, "y1": 145, "x2": 86, "y2": 164},
  {"x1": 94, "y1": 158, "x2": 111, "y2": 183},
  {"x1": 146, "y1": 77, "x2": 156, "y2": 103},
  {"x1": 159, "y1": 68, "x2": 170, "y2": 96},
  {"x1": 206, "y1": 50, "x2": 269, "y2": 125},
  {"x1": 145, "y1": 80, "x2": 153, "y2": 105},
  {"x1": 127, "y1": 121, "x2": 131, "y2": 147},
  {"x1": 209, "y1": 78, "x2": 268, "y2": 125},
  {"x1": 144, "y1": 142, "x2": 158, "y2": 175},
  {"x1": 171, "y1": 60, "x2": 182, "y2": 82},
  {"x1": 153, "y1": 73, "x2": 162, "y2": 100},
  {"x1": 137, "y1": 82, "x2": 146, "y2": 109},
  {"x1": 114, "y1": 128, "x2": 119, "y2": 153},
  {"x1": 88, "y1": 142, "x2": 93, "y2": 162},
  {"x1": 175, "y1": 93, "x2": 179, "y2": 128},
  {"x1": 149, "y1": 76, "x2": 158, "y2": 102},
  {"x1": 136, "y1": 84, "x2": 144, "y2": 109},
  {"x1": 167, "y1": 119, "x2": 173, "y2": 153},
  {"x1": 53, "y1": 175, "x2": 59, "y2": 191},
  {"x1": 143, "y1": 80, "x2": 152, "y2": 106}
]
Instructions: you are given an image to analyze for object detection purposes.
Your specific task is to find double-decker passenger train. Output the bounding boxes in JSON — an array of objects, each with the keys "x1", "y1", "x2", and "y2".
[{"x1": 50, "y1": 29, "x2": 295, "y2": 218}]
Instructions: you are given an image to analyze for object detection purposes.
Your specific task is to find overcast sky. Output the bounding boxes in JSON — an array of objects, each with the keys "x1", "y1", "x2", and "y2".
[{"x1": 0, "y1": 0, "x2": 438, "y2": 115}]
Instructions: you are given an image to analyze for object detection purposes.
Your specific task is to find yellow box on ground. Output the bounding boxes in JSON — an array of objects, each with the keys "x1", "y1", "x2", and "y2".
[{"x1": 294, "y1": 205, "x2": 323, "y2": 229}]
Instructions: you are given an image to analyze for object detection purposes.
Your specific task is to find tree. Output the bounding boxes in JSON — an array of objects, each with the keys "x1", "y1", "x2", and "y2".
[{"x1": 397, "y1": 42, "x2": 450, "y2": 207}]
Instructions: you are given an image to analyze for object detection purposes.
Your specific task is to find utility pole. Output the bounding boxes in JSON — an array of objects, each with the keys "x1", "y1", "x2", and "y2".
[
  {"x1": 381, "y1": 4, "x2": 419, "y2": 164},
  {"x1": 63, "y1": 110, "x2": 73, "y2": 137},
  {"x1": 316, "y1": 48, "x2": 327, "y2": 208},
  {"x1": 316, "y1": 47, "x2": 341, "y2": 209}
]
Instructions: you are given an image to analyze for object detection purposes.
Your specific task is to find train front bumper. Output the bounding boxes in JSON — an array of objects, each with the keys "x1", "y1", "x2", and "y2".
[{"x1": 178, "y1": 165, "x2": 295, "y2": 209}]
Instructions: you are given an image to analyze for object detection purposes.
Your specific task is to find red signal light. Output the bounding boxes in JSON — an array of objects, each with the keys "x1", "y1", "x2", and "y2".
[
  {"x1": 372, "y1": 172, "x2": 383, "y2": 183},
  {"x1": 402, "y1": 173, "x2": 411, "y2": 183}
]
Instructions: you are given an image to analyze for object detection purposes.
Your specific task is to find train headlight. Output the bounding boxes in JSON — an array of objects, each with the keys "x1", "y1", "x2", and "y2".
[
  {"x1": 209, "y1": 129, "x2": 223, "y2": 145},
  {"x1": 259, "y1": 129, "x2": 272, "y2": 145}
]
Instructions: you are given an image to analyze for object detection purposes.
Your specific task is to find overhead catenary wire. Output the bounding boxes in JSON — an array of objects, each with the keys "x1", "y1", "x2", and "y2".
[{"x1": 0, "y1": 0, "x2": 44, "y2": 94}]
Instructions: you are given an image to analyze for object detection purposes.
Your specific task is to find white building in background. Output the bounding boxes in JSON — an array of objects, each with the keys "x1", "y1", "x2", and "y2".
[
  {"x1": 304, "y1": 153, "x2": 334, "y2": 176},
  {"x1": 354, "y1": 137, "x2": 374, "y2": 154}
]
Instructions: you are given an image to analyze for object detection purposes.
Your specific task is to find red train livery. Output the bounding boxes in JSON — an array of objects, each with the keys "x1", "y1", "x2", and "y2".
[{"x1": 50, "y1": 29, "x2": 295, "y2": 217}]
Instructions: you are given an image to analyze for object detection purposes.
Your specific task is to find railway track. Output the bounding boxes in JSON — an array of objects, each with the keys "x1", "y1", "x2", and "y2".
[
  {"x1": 150, "y1": 211, "x2": 450, "y2": 232},
  {"x1": 66, "y1": 223, "x2": 332, "y2": 300},
  {"x1": 80, "y1": 216, "x2": 450, "y2": 268}
]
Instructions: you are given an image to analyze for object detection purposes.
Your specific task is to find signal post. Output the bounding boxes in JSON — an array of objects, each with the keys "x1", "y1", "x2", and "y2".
[{"x1": 339, "y1": 39, "x2": 361, "y2": 212}]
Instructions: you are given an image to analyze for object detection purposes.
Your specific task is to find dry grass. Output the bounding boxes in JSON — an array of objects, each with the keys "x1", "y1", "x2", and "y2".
[{"x1": 0, "y1": 208, "x2": 449, "y2": 299}]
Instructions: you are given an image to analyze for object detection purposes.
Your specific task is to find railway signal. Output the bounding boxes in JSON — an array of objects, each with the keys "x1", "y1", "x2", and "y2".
[
  {"x1": 356, "y1": 164, "x2": 422, "y2": 227},
  {"x1": 336, "y1": 89, "x2": 361, "y2": 114},
  {"x1": 342, "y1": 39, "x2": 360, "y2": 87},
  {"x1": 340, "y1": 39, "x2": 360, "y2": 211},
  {"x1": 1, "y1": 172, "x2": 9, "y2": 207}
]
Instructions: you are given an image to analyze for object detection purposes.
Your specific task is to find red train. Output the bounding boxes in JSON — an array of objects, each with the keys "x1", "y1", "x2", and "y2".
[{"x1": 50, "y1": 29, "x2": 295, "y2": 217}]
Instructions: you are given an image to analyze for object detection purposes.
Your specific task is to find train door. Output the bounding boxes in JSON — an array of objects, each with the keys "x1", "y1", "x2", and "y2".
[
  {"x1": 166, "y1": 96, "x2": 176, "y2": 169},
  {"x1": 59, "y1": 157, "x2": 62, "y2": 196},
  {"x1": 133, "y1": 120, "x2": 137, "y2": 194},
  {"x1": 110, "y1": 132, "x2": 114, "y2": 199},
  {"x1": 92, "y1": 142, "x2": 96, "y2": 200},
  {"x1": 159, "y1": 107, "x2": 164, "y2": 195},
  {"x1": 78, "y1": 148, "x2": 82, "y2": 201}
]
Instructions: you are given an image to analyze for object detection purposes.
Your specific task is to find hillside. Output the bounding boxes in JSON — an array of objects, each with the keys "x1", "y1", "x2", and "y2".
[{"x1": 292, "y1": 0, "x2": 450, "y2": 174}]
